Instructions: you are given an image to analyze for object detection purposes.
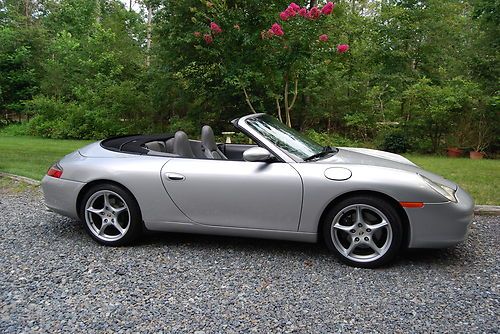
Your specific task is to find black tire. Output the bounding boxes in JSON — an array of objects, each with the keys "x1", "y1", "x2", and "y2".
[
  {"x1": 322, "y1": 195, "x2": 403, "y2": 268},
  {"x1": 79, "y1": 183, "x2": 142, "y2": 246}
]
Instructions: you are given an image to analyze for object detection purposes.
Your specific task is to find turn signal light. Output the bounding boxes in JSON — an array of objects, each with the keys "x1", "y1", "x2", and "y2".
[
  {"x1": 400, "y1": 202, "x2": 424, "y2": 208},
  {"x1": 47, "y1": 163, "x2": 63, "y2": 178}
]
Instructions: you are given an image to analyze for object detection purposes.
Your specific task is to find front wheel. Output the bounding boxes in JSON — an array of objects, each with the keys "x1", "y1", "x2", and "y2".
[
  {"x1": 323, "y1": 195, "x2": 403, "y2": 268},
  {"x1": 80, "y1": 183, "x2": 142, "y2": 246}
]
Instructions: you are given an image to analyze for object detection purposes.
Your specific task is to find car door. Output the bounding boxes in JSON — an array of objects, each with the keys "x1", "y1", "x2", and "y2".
[{"x1": 161, "y1": 158, "x2": 303, "y2": 231}]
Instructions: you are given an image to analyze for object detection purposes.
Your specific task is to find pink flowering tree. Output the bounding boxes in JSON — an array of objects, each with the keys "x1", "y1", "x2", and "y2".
[
  {"x1": 259, "y1": 2, "x2": 349, "y2": 126},
  {"x1": 189, "y1": 1, "x2": 350, "y2": 127}
]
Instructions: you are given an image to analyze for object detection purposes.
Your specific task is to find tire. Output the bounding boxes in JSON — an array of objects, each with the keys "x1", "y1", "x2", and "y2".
[
  {"x1": 79, "y1": 183, "x2": 142, "y2": 246},
  {"x1": 322, "y1": 195, "x2": 403, "y2": 268}
]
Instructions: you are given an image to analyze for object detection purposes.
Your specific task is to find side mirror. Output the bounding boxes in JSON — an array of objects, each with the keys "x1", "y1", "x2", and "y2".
[{"x1": 243, "y1": 147, "x2": 272, "y2": 162}]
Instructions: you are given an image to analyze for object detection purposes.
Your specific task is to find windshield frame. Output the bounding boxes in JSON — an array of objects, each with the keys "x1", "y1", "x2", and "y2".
[{"x1": 236, "y1": 113, "x2": 329, "y2": 163}]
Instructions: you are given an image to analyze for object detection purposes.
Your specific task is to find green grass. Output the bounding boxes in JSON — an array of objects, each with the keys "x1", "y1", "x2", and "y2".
[
  {"x1": 0, "y1": 136, "x2": 92, "y2": 180},
  {"x1": 405, "y1": 155, "x2": 499, "y2": 205},
  {"x1": 0, "y1": 135, "x2": 498, "y2": 204}
]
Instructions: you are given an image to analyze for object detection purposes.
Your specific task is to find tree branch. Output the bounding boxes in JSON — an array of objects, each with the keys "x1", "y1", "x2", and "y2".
[
  {"x1": 276, "y1": 98, "x2": 283, "y2": 122},
  {"x1": 243, "y1": 87, "x2": 257, "y2": 113},
  {"x1": 288, "y1": 78, "x2": 299, "y2": 111}
]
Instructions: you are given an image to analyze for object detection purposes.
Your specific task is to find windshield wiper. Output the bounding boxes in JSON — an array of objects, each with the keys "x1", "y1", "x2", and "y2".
[{"x1": 304, "y1": 146, "x2": 337, "y2": 161}]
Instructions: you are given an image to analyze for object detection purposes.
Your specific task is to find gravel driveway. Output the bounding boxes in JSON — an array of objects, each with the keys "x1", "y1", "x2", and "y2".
[{"x1": 0, "y1": 183, "x2": 498, "y2": 333}]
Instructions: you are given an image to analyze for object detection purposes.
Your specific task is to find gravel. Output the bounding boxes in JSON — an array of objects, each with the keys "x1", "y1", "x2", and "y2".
[{"x1": 0, "y1": 186, "x2": 498, "y2": 333}]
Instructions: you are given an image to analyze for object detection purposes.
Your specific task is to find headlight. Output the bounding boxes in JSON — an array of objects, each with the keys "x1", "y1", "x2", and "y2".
[{"x1": 419, "y1": 174, "x2": 457, "y2": 202}]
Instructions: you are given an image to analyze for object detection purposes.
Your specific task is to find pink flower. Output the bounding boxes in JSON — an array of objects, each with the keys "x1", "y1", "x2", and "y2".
[
  {"x1": 337, "y1": 44, "x2": 349, "y2": 53},
  {"x1": 319, "y1": 34, "x2": 329, "y2": 42},
  {"x1": 321, "y1": 2, "x2": 334, "y2": 15},
  {"x1": 210, "y1": 22, "x2": 222, "y2": 34},
  {"x1": 285, "y1": 6, "x2": 297, "y2": 17},
  {"x1": 308, "y1": 7, "x2": 320, "y2": 19},
  {"x1": 193, "y1": 31, "x2": 201, "y2": 37},
  {"x1": 279, "y1": 11, "x2": 289, "y2": 20},
  {"x1": 289, "y1": 2, "x2": 300, "y2": 11},
  {"x1": 298, "y1": 7, "x2": 307, "y2": 17},
  {"x1": 204, "y1": 34, "x2": 213, "y2": 44},
  {"x1": 271, "y1": 23, "x2": 284, "y2": 36}
]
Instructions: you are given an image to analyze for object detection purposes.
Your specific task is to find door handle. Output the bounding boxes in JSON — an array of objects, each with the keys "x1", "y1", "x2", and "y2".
[{"x1": 165, "y1": 173, "x2": 185, "y2": 181}]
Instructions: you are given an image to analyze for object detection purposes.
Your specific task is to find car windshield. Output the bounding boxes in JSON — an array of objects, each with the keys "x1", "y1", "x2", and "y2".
[{"x1": 245, "y1": 114, "x2": 327, "y2": 160}]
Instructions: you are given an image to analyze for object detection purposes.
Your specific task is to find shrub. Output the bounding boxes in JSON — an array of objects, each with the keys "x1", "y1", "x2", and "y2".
[
  {"x1": 305, "y1": 129, "x2": 360, "y2": 147},
  {"x1": 379, "y1": 131, "x2": 410, "y2": 153}
]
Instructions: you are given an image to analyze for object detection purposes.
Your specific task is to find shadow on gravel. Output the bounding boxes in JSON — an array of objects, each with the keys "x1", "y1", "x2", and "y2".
[{"x1": 49, "y1": 217, "x2": 471, "y2": 268}]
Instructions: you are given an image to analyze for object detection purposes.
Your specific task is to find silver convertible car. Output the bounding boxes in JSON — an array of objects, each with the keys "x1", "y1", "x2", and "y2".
[{"x1": 42, "y1": 113, "x2": 474, "y2": 268}]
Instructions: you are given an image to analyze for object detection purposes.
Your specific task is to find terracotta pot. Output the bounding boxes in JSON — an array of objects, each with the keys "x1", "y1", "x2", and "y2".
[
  {"x1": 469, "y1": 151, "x2": 485, "y2": 160},
  {"x1": 447, "y1": 147, "x2": 463, "y2": 158}
]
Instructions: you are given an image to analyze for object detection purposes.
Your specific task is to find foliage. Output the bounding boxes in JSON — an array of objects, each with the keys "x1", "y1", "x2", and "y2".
[
  {"x1": 0, "y1": 0, "x2": 497, "y2": 155},
  {"x1": 378, "y1": 130, "x2": 410, "y2": 154}
]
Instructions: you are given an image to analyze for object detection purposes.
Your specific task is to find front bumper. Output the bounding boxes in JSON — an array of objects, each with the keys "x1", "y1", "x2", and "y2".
[
  {"x1": 41, "y1": 175, "x2": 86, "y2": 220},
  {"x1": 406, "y1": 186, "x2": 474, "y2": 248}
]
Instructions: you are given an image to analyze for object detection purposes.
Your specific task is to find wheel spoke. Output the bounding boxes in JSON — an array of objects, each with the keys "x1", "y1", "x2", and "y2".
[
  {"x1": 112, "y1": 222, "x2": 125, "y2": 235},
  {"x1": 344, "y1": 239, "x2": 357, "y2": 255},
  {"x1": 113, "y1": 206, "x2": 127, "y2": 214},
  {"x1": 369, "y1": 220, "x2": 388, "y2": 231},
  {"x1": 103, "y1": 193, "x2": 111, "y2": 208},
  {"x1": 87, "y1": 207, "x2": 104, "y2": 215},
  {"x1": 367, "y1": 240, "x2": 382, "y2": 254},
  {"x1": 98, "y1": 223, "x2": 109, "y2": 236},
  {"x1": 333, "y1": 222, "x2": 356, "y2": 233},
  {"x1": 356, "y1": 205, "x2": 364, "y2": 224}
]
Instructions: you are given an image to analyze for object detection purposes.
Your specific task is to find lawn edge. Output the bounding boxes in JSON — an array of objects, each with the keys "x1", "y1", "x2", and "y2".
[{"x1": 0, "y1": 172, "x2": 498, "y2": 216}]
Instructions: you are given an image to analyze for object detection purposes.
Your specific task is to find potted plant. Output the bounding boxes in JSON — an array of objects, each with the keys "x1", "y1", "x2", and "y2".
[
  {"x1": 468, "y1": 110, "x2": 493, "y2": 160},
  {"x1": 447, "y1": 147, "x2": 463, "y2": 158}
]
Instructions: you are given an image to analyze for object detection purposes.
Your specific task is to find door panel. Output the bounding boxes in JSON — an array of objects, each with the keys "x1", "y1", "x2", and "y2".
[{"x1": 161, "y1": 159, "x2": 303, "y2": 231}]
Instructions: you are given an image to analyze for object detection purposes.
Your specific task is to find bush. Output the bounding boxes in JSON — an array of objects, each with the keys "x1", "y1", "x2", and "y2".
[
  {"x1": 379, "y1": 131, "x2": 410, "y2": 153},
  {"x1": 0, "y1": 122, "x2": 30, "y2": 136},
  {"x1": 305, "y1": 129, "x2": 360, "y2": 147}
]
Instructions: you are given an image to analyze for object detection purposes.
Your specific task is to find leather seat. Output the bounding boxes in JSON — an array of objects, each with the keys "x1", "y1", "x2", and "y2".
[
  {"x1": 173, "y1": 131, "x2": 195, "y2": 158},
  {"x1": 145, "y1": 141, "x2": 166, "y2": 152},
  {"x1": 165, "y1": 138, "x2": 175, "y2": 153},
  {"x1": 201, "y1": 125, "x2": 227, "y2": 160}
]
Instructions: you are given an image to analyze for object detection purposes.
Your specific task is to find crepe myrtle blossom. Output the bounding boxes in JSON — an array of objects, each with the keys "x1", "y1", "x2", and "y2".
[
  {"x1": 193, "y1": 31, "x2": 201, "y2": 38},
  {"x1": 319, "y1": 34, "x2": 329, "y2": 42},
  {"x1": 289, "y1": 2, "x2": 300, "y2": 11},
  {"x1": 270, "y1": 23, "x2": 284, "y2": 36},
  {"x1": 285, "y1": 5, "x2": 297, "y2": 17},
  {"x1": 280, "y1": 11, "x2": 289, "y2": 20},
  {"x1": 321, "y1": 2, "x2": 335, "y2": 15},
  {"x1": 337, "y1": 44, "x2": 350, "y2": 53},
  {"x1": 298, "y1": 7, "x2": 307, "y2": 17},
  {"x1": 210, "y1": 22, "x2": 222, "y2": 34},
  {"x1": 308, "y1": 6, "x2": 320, "y2": 19},
  {"x1": 204, "y1": 34, "x2": 213, "y2": 44}
]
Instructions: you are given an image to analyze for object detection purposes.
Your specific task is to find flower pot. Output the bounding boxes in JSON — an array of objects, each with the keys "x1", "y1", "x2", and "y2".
[
  {"x1": 469, "y1": 151, "x2": 485, "y2": 160},
  {"x1": 447, "y1": 147, "x2": 463, "y2": 158}
]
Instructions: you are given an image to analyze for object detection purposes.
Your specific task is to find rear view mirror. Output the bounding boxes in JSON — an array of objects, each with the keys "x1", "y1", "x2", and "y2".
[{"x1": 243, "y1": 147, "x2": 272, "y2": 162}]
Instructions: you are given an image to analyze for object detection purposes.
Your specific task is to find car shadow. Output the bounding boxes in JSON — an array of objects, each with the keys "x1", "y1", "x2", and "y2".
[{"x1": 49, "y1": 218, "x2": 473, "y2": 268}]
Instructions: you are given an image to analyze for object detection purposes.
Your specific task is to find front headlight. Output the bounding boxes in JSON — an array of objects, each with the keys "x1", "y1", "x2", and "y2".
[{"x1": 419, "y1": 174, "x2": 457, "y2": 202}]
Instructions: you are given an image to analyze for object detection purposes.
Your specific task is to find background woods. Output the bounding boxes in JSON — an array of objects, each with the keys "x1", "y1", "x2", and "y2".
[{"x1": 0, "y1": 0, "x2": 498, "y2": 154}]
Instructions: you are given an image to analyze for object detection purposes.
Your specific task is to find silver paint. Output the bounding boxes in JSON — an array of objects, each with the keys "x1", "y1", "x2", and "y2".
[{"x1": 41, "y1": 113, "x2": 474, "y2": 249}]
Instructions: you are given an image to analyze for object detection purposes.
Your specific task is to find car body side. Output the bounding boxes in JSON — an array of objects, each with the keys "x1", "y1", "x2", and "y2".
[{"x1": 42, "y1": 140, "x2": 474, "y2": 248}]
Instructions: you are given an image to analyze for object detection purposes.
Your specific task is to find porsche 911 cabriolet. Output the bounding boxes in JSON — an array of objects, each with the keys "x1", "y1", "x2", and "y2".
[{"x1": 42, "y1": 113, "x2": 474, "y2": 268}]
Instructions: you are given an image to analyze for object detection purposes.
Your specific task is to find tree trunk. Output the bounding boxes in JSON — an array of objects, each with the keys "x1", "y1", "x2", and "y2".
[{"x1": 146, "y1": 5, "x2": 153, "y2": 67}]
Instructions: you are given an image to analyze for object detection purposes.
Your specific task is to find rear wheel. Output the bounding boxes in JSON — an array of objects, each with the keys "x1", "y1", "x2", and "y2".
[
  {"x1": 323, "y1": 195, "x2": 403, "y2": 268},
  {"x1": 80, "y1": 183, "x2": 142, "y2": 246}
]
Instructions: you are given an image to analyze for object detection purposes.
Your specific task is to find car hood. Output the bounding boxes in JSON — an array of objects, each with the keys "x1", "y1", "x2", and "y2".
[{"x1": 317, "y1": 147, "x2": 457, "y2": 189}]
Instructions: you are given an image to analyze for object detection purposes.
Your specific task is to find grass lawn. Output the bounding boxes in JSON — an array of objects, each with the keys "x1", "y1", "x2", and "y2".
[
  {"x1": 0, "y1": 136, "x2": 92, "y2": 180},
  {"x1": 404, "y1": 155, "x2": 499, "y2": 205},
  {"x1": 0, "y1": 135, "x2": 498, "y2": 204}
]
